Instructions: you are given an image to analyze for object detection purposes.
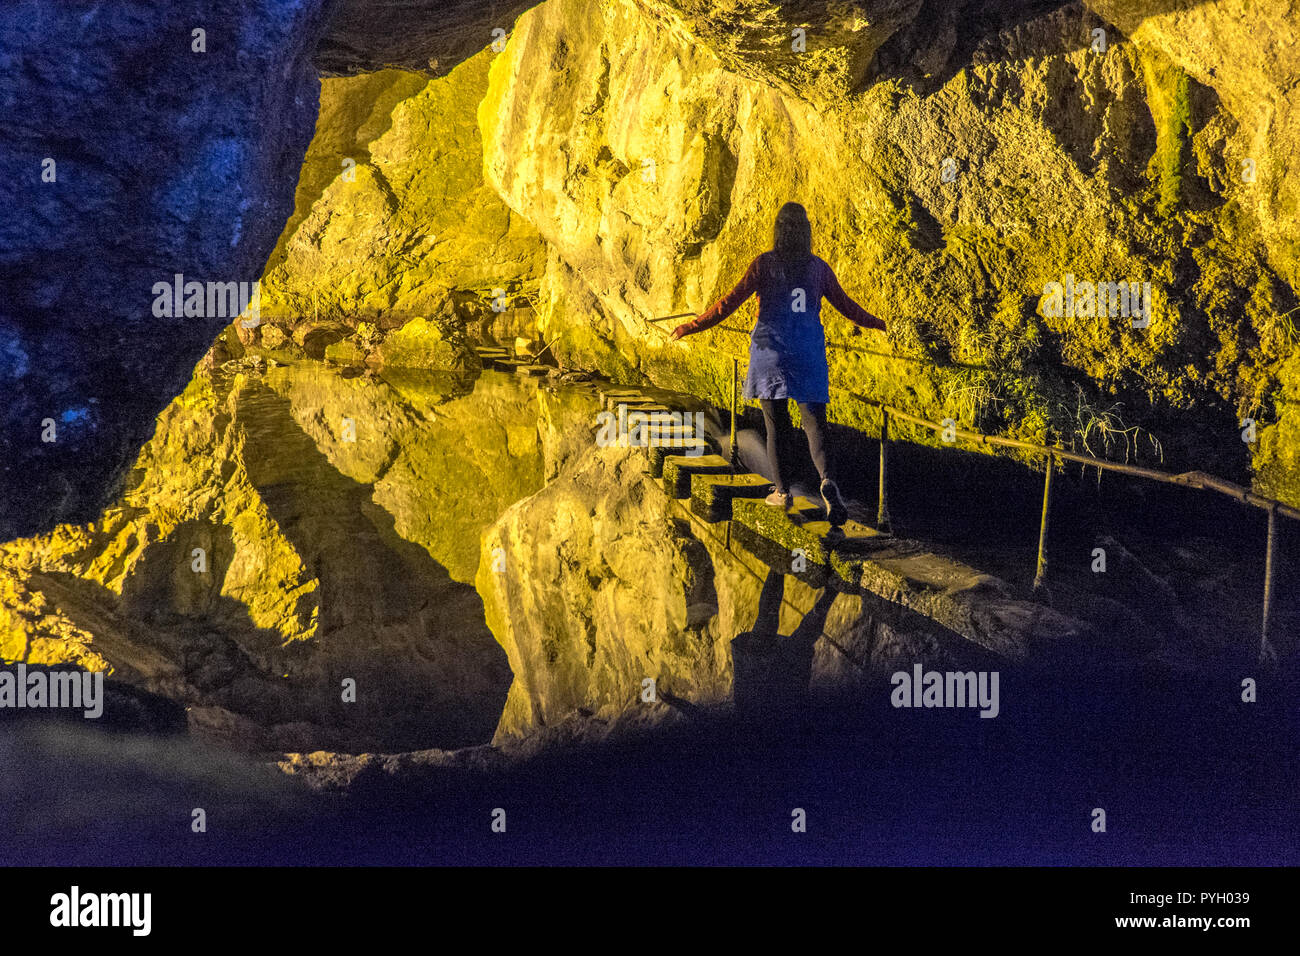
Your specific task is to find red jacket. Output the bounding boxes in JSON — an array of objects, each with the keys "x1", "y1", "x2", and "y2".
[{"x1": 681, "y1": 253, "x2": 884, "y2": 335}]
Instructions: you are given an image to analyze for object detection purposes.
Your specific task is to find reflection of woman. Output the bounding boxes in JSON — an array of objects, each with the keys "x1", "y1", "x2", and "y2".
[
  {"x1": 731, "y1": 568, "x2": 838, "y2": 720},
  {"x1": 672, "y1": 203, "x2": 886, "y2": 524}
]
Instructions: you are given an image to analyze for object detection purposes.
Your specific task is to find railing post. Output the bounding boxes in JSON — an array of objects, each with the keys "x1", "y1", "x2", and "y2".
[
  {"x1": 1260, "y1": 503, "x2": 1278, "y2": 664},
  {"x1": 877, "y1": 407, "x2": 892, "y2": 534},
  {"x1": 1033, "y1": 454, "x2": 1055, "y2": 590},
  {"x1": 729, "y1": 357, "x2": 739, "y2": 471}
]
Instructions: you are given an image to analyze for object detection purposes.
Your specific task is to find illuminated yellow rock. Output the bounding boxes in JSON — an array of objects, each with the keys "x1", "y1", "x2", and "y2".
[
  {"x1": 1257, "y1": 354, "x2": 1300, "y2": 506},
  {"x1": 374, "y1": 315, "x2": 480, "y2": 371},
  {"x1": 258, "y1": 52, "x2": 544, "y2": 327},
  {"x1": 477, "y1": 438, "x2": 748, "y2": 742},
  {"x1": 242, "y1": 0, "x2": 1297, "y2": 502},
  {"x1": 476, "y1": 0, "x2": 1299, "y2": 502}
]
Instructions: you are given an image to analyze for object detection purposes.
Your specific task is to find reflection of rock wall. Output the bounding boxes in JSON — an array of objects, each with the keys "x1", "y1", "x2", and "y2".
[
  {"x1": 478, "y1": 438, "x2": 738, "y2": 742},
  {"x1": 0, "y1": 363, "x2": 555, "y2": 753},
  {"x1": 259, "y1": 53, "x2": 545, "y2": 328},
  {"x1": 478, "y1": 0, "x2": 1298, "y2": 501}
]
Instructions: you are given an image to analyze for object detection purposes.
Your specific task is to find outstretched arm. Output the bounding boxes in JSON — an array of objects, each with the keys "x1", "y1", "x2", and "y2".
[
  {"x1": 822, "y1": 261, "x2": 885, "y2": 331},
  {"x1": 671, "y1": 257, "x2": 762, "y2": 339}
]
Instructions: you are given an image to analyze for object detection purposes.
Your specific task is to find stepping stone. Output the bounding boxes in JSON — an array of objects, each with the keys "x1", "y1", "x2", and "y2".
[
  {"x1": 600, "y1": 397, "x2": 654, "y2": 412},
  {"x1": 600, "y1": 403, "x2": 685, "y2": 445},
  {"x1": 515, "y1": 364, "x2": 550, "y2": 376},
  {"x1": 598, "y1": 386, "x2": 647, "y2": 405},
  {"x1": 644, "y1": 437, "x2": 707, "y2": 476},
  {"x1": 689, "y1": 472, "x2": 771, "y2": 522},
  {"x1": 636, "y1": 418, "x2": 700, "y2": 440},
  {"x1": 601, "y1": 395, "x2": 670, "y2": 413},
  {"x1": 629, "y1": 402, "x2": 678, "y2": 412},
  {"x1": 644, "y1": 430, "x2": 701, "y2": 452},
  {"x1": 731, "y1": 521, "x2": 829, "y2": 587},
  {"x1": 732, "y1": 496, "x2": 886, "y2": 581},
  {"x1": 662, "y1": 453, "x2": 731, "y2": 499},
  {"x1": 473, "y1": 350, "x2": 511, "y2": 366},
  {"x1": 648, "y1": 439, "x2": 709, "y2": 476}
]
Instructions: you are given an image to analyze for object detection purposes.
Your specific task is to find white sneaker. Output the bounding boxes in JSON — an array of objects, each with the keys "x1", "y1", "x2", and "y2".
[
  {"x1": 820, "y1": 479, "x2": 848, "y2": 525},
  {"x1": 764, "y1": 487, "x2": 793, "y2": 508}
]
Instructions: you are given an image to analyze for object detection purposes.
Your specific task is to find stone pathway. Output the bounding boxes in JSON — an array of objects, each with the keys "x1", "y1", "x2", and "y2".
[
  {"x1": 593, "y1": 380, "x2": 1094, "y2": 663},
  {"x1": 473, "y1": 345, "x2": 553, "y2": 376}
]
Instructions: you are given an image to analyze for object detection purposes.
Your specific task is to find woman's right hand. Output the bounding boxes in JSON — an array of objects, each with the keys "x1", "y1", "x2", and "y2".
[{"x1": 669, "y1": 322, "x2": 694, "y2": 341}]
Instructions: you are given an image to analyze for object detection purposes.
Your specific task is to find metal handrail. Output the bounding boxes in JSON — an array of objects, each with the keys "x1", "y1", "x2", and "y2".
[{"x1": 834, "y1": 390, "x2": 1293, "y2": 663}]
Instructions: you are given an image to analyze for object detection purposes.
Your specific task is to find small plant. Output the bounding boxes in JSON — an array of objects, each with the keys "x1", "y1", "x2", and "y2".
[
  {"x1": 889, "y1": 313, "x2": 943, "y2": 363},
  {"x1": 942, "y1": 368, "x2": 1004, "y2": 427},
  {"x1": 955, "y1": 322, "x2": 998, "y2": 364},
  {"x1": 1264, "y1": 306, "x2": 1299, "y2": 349},
  {"x1": 1065, "y1": 387, "x2": 1164, "y2": 464}
]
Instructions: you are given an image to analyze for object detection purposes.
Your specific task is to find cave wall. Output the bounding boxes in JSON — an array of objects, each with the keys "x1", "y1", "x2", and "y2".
[
  {"x1": 0, "y1": 0, "x2": 551, "y2": 545},
  {"x1": 0, "y1": 0, "x2": 334, "y2": 542},
  {"x1": 7, "y1": 0, "x2": 1292, "y2": 545},
  {"x1": 257, "y1": 52, "x2": 546, "y2": 327},
  {"x1": 314, "y1": 0, "x2": 543, "y2": 77},
  {"x1": 248, "y1": 0, "x2": 1300, "y2": 503},
  {"x1": 475, "y1": 0, "x2": 1298, "y2": 501}
]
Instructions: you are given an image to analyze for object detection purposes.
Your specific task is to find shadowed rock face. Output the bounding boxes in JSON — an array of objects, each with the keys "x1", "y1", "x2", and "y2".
[
  {"x1": 634, "y1": 0, "x2": 923, "y2": 103},
  {"x1": 314, "y1": 0, "x2": 543, "y2": 76},
  {"x1": 0, "y1": 0, "x2": 334, "y2": 542}
]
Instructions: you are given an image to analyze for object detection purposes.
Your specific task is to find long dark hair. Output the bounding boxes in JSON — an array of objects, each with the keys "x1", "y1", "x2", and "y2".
[{"x1": 771, "y1": 202, "x2": 812, "y2": 282}]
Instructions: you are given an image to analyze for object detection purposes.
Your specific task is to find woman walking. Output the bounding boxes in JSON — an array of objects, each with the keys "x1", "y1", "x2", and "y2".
[{"x1": 671, "y1": 202, "x2": 886, "y2": 524}]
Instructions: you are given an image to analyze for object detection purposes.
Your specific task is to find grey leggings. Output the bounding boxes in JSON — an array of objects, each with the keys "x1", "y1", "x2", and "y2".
[{"x1": 759, "y1": 399, "x2": 830, "y2": 493}]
